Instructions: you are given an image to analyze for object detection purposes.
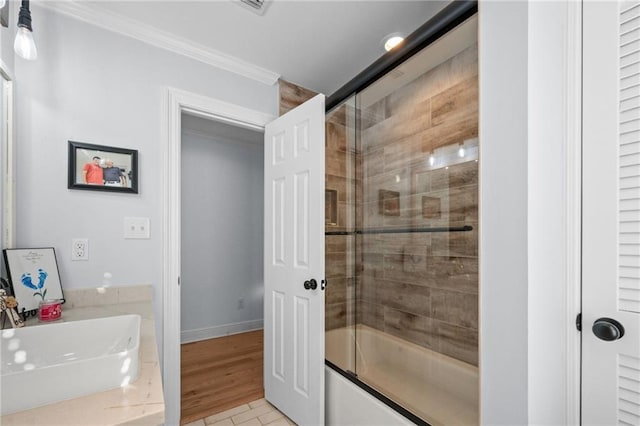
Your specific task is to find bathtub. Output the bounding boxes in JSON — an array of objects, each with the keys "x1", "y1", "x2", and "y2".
[
  {"x1": 1, "y1": 314, "x2": 141, "y2": 415},
  {"x1": 326, "y1": 325, "x2": 478, "y2": 426}
]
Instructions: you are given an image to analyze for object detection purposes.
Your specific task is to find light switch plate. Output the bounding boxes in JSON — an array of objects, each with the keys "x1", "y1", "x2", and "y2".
[{"x1": 124, "y1": 217, "x2": 150, "y2": 239}]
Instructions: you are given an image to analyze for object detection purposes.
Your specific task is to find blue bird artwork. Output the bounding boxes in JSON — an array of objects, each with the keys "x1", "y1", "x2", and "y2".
[{"x1": 21, "y1": 268, "x2": 48, "y2": 300}]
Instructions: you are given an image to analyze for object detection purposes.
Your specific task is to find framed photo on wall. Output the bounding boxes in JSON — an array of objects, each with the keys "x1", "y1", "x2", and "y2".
[
  {"x1": 3, "y1": 248, "x2": 64, "y2": 314},
  {"x1": 68, "y1": 141, "x2": 138, "y2": 193}
]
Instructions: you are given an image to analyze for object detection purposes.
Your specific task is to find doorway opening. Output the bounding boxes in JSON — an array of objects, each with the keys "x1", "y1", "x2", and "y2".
[
  {"x1": 162, "y1": 87, "x2": 275, "y2": 425},
  {"x1": 179, "y1": 113, "x2": 265, "y2": 423}
]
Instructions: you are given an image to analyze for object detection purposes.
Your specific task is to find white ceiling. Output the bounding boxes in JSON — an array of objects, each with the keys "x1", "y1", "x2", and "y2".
[{"x1": 67, "y1": 0, "x2": 449, "y2": 95}]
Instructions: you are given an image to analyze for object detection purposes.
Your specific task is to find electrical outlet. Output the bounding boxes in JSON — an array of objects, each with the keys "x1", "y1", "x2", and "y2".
[
  {"x1": 237, "y1": 298, "x2": 244, "y2": 310},
  {"x1": 71, "y1": 238, "x2": 89, "y2": 261}
]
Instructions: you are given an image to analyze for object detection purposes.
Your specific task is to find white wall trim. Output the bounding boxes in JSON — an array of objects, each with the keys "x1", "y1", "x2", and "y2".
[
  {"x1": 564, "y1": 1, "x2": 582, "y2": 423},
  {"x1": 38, "y1": 2, "x2": 280, "y2": 87},
  {"x1": 173, "y1": 88, "x2": 275, "y2": 131},
  {"x1": 527, "y1": 2, "x2": 582, "y2": 423},
  {"x1": 162, "y1": 86, "x2": 274, "y2": 425},
  {"x1": 181, "y1": 320, "x2": 264, "y2": 344},
  {"x1": 0, "y1": 59, "x2": 14, "y2": 82},
  {"x1": 1, "y1": 68, "x2": 14, "y2": 250}
]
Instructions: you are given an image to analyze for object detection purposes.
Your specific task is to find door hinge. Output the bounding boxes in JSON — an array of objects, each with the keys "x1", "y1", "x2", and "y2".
[
  {"x1": 178, "y1": 276, "x2": 181, "y2": 286},
  {"x1": 576, "y1": 313, "x2": 582, "y2": 332}
]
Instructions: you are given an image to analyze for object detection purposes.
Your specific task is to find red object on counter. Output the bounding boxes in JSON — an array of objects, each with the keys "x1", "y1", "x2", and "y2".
[{"x1": 39, "y1": 299, "x2": 62, "y2": 321}]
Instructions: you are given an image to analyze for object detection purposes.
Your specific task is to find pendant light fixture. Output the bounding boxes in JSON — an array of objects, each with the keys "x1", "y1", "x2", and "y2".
[{"x1": 14, "y1": 0, "x2": 37, "y2": 61}]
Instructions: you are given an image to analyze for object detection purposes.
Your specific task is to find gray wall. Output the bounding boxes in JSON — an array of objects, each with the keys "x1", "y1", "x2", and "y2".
[
  {"x1": 479, "y1": 2, "x2": 529, "y2": 424},
  {"x1": 0, "y1": 1, "x2": 15, "y2": 76},
  {"x1": 180, "y1": 117, "x2": 263, "y2": 341},
  {"x1": 14, "y1": 4, "x2": 276, "y2": 356}
]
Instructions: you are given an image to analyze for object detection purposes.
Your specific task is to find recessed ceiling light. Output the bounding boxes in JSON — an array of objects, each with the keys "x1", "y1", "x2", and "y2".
[{"x1": 383, "y1": 34, "x2": 404, "y2": 52}]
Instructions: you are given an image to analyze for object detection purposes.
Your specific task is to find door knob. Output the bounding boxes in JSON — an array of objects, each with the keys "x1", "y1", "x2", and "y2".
[
  {"x1": 592, "y1": 317, "x2": 625, "y2": 341},
  {"x1": 303, "y1": 279, "x2": 317, "y2": 290}
]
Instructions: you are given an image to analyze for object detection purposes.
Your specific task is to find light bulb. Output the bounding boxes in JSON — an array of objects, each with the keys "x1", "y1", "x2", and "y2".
[
  {"x1": 458, "y1": 145, "x2": 465, "y2": 158},
  {"x1": 384, "y1": 36, "x2": 404, "y2": 52},
  {"x1": 428, "y1": 153, "x2": 435, "y2": 166},
  {"x1": 14, "y1": 26, "x2": 37, "y2": 60}
]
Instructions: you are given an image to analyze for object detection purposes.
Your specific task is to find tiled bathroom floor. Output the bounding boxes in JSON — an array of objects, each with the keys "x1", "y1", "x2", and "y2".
[{"x1": 183, "y1": 398, "x2": 296, "y2": 426}]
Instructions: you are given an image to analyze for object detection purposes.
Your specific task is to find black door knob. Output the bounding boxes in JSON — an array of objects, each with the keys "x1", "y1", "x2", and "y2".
[
  {"x1": 592, "y1": 317, "x2": 625, "y2": 341},
  {"x1": 303, "y1": 279, "x2": 317, "y2": 290}
]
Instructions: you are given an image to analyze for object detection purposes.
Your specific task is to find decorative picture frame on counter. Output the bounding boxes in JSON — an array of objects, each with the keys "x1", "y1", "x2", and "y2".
[
  {"x1": 2, "y1": 248, "x2": 64, "y2": 316},
  {"x1": 68, "y1": 141, "x2": 139, "y2": 193}
]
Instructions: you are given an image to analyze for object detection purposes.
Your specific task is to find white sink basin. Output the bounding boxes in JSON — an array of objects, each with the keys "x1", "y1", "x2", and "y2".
[{"x1": 1, "y1": 314, "x2": 140, "y2": 415}]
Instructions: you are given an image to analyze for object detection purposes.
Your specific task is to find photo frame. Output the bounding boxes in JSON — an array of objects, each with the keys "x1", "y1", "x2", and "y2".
[
  {"x1": 68, "y1": 141, "x2": 138, "y2": 193},
  {"x1": 3, "y1": 248, "x2": 64, "y2": 315}
]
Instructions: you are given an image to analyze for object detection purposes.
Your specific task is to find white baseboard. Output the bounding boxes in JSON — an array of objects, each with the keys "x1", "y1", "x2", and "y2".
[{"x1": 180, "y1": 319, "x2": 263, "y2": 344}]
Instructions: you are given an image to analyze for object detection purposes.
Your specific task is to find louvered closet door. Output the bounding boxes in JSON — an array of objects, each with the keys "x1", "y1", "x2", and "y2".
[{"x1": 583, "y1": 2, "x2": 640, "y2": 425}]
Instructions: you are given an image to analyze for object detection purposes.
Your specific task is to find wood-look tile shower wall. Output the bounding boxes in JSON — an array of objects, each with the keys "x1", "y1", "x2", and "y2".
[
  {"x1": 278, "y1": 40, "x2": 478, "y2": 367},
  {"x1": 358, "y1": 45, "x2": 478, "y2": 366}
]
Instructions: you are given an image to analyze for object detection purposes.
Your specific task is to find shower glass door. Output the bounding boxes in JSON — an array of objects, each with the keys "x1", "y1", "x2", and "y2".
[
  {"x1": 325, "y1": 13, "x2": 479, "y2": 426},
  {"x1": 324, "y1": 95, "x2": 358, "y2": 373},
  {"x1": 324, "y1": 14, "x2": 479, "y2": 426},
  {"x1": 354, "y1": 16, "x2": 479, "y2": 425}
]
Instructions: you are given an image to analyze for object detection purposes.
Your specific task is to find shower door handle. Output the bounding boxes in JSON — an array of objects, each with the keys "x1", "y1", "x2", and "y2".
[{"x1": 303, "y1": 279, "x2": 318, "y2": 290}]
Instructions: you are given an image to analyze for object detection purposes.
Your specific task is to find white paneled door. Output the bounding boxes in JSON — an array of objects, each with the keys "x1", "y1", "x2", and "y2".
[
  {"x1": 583, "y1": 2, "x2": 640, "y2": 425},
  {"x1": 264, "y1": 94, "x2": 326, "y2": 425}
]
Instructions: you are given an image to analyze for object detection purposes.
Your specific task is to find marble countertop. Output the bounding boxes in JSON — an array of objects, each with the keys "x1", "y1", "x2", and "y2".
[{"x1": 1, "y1": 285, "x2": 165, "y2": 425}]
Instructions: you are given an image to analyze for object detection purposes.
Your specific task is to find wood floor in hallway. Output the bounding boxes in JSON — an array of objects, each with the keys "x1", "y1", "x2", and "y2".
[{"x1": 181, "y1": 329, "x2": 264, "y2": 425}]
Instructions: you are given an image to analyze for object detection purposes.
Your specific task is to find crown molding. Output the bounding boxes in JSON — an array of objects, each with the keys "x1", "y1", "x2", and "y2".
[{"x1": 38, "y1": 1, "x2": 280, "y2": 86}]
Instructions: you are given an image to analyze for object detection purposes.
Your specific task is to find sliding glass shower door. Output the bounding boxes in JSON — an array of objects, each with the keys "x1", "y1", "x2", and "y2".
[
  {"x1": 325, "y1": 14, "x2": 479, "y2": 426},
  {"x1": 324, "y1": 95, "x2": 357, "y2": 373}
]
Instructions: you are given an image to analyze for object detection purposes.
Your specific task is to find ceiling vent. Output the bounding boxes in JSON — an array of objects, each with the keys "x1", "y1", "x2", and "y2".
[
  {"x1": 241, "y1": 0, "x2": 264, "y2": 9},
  {"x1": 237, "y1": 0, "x2": 271, "y2": 16}
]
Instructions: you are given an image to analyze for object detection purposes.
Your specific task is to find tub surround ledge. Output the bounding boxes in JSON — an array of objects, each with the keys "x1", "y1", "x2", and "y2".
[{"x1": 1, "y1": 284, "x2": 165, "y2": 426}]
